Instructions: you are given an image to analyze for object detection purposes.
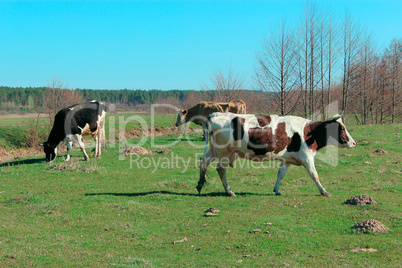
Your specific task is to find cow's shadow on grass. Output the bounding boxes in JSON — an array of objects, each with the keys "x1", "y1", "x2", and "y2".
[
  {"x1": 0, "y1": 157, "x2": 43, "y2": 167},
  {"x1": 85, "y1": 190, "x2": 272, "y2": 197}
]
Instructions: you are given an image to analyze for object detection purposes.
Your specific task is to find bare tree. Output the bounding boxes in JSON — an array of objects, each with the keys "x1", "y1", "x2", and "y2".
[
  {"x1": 297, "y1": 0, "x2": 322, "y2": 119},
  {"x1": 319, "y1": 8, "x2": 339, "y2": 119},
  {"x1": 386, "y1": 38, "x2": 402, "y2": 123},
  {"x1": 352, "y1": 32, "x2": 376, "y2": 124},
  {"x1": 341, "y1": 10, "x2": 362, "y2": 121},
  {"x1": 202, "y1": 65, "x2": 246, "y2": 102},
  {"x1": 43, "y1": 78, "x2": 83, "y2": 127},
  {"x1": 256, "y1": 18, "x2": 298, "y2": 115}
]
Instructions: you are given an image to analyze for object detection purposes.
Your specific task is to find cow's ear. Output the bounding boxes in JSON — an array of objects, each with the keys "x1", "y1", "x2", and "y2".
[{"x1": 183, "y1": 109, "x2": 188, "y2": 115}]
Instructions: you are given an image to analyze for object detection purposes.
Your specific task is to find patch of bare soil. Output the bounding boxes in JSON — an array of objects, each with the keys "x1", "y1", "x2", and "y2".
[
  {"x1": 351, "y1": 219, "x2": 390, "y2": 233},
  {"x1": 350, "y1": 247, "x2": 378, "y2": 253},
  {"x1": 374, "y1": 149, "x2": 389, "y2": 153},
  {"x1": 122, "y1": 146, "x2": 153, "y2": 156},
  {"x1": 206, "y1": 208, "x2": 221, "y2": 213},
  {"x1": 0, "y1": 147, "x2": 42, "y2": 164},
  {"x1": 119, "y1": 126, "x2": 181, "y2": 139},
  {"x1": 344, "y1": 194, "x2": 377, "y2": 206},
  {"x1": 154, "y1": 150, "x2": 170, "y2": 155},
  {"x1": 0, "y1": 113, "x2": 49, "y2": 119}
]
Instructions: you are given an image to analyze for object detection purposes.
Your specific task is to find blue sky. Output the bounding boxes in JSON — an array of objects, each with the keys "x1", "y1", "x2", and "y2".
[{"x1": 0, "y1": 0, "x2": 401, "y2": 90}]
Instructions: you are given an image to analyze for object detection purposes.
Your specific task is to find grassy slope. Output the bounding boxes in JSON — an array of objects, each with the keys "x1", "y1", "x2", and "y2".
[{"x1": 0, "y1": 115, "x2": 400, "y2": 267}]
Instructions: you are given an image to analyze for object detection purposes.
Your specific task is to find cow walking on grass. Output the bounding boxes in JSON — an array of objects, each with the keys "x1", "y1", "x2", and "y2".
[
  {"x1": 175, "y1": 100, "x2": 246, "y2": 140},
  {"x1": 198, "y1": 112, "x2": 356, "y2": 197},
  {"x1": 40, "y1": 101, "x2": 106, "y2": 162}
]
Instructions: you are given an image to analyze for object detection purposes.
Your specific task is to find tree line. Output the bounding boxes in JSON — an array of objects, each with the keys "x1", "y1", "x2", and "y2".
[{"x1": 0, "y1": 86, "x2": 194, "y2": 112}]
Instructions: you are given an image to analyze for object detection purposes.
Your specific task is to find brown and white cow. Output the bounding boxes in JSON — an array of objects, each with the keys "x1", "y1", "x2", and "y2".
[
  {"x1": 175, "y1": 100, "x2": 246, "y2": 140},
  {"x1": 40, "y1": 101, "x2": 106, "y2": 162},
  {"x1": 198, "y1": 112, "x2": 356, "y2": 197}
]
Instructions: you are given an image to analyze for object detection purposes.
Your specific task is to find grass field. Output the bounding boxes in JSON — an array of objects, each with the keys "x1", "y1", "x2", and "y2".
[{"x1": 0, "y1": 113, "x2": 401, "y2": 267}]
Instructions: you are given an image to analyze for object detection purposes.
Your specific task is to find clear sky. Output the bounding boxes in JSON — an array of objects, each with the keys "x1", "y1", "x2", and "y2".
[{"x1": 0, "y1": 0, "x2": 401, "y2": 90}]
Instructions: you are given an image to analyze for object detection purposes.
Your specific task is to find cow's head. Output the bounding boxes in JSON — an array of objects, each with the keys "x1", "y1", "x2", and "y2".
[
  {"x1": 39, "y1": 142, "x2": 58, "y2": 162},
  {"x1": 327, "y1": 115, "x2": 356, "y2": 148},
  {"x1": 175, "y1": 109, "x2": 188, "y2": 126}
]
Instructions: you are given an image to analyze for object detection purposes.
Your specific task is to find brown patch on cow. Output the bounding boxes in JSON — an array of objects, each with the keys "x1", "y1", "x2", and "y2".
[
  {"x1": 232, "y1": 116, "x2": 245, "y2": 140},
  {"x1": 255, "y1": 115, "x2": 271, "y2": 127},
  {"x1": 247, "y1": 127, "x2": 274, "y2": 155},
  {"x1": 247, "y1": 123, "x2": 291, "y2": 155},
  {"x1": 303, "y1": 121, "x2": 323, "y2": 152},
  {"x1": 274, "y1": 123, "x2": 290, "y2": 154},
  {"x1": 338, "y1": 123, "x2": 349, "y2": 144}
]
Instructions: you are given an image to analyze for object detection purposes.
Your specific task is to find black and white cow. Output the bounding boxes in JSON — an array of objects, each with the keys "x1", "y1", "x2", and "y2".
[
  {"x1": 198, "y1": 112, "x2": 356, "y2": 197},
  {"x1": 40, "y1": 101, "x2": 106, "y2": 162}
]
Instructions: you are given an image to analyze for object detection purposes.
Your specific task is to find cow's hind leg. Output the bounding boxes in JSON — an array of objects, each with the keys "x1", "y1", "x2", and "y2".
[
  {"x1": 217, "y1": 160, "x2": 235, "y2": 197},
  {"x1": 75, "y1": 134, "x2": 90, "y2": 161},
  {"x1": 94, "y1": 132, "x2": 101, "y2": 158},
  {"x1": 273, "y1": 162, "x2": 289, "y2": 196},
  {"x1": 198, "y1": 148, "x2": 215, "y2": 194}
]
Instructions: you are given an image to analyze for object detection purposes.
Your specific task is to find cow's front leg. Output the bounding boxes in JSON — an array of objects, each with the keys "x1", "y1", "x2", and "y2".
[
  {"x1": 217, "y1": 160, "x2": 235, "y2": 197},
  {"x1": 64, "y1": 141, "x2": 72, "y2": 162},
  {"x1": 273, "y1": 162, "x2": 289, "y2": 196},
  {"x1": 304, "y1": 159, "x2": 331, "y2": 197},
  {"x1": 198, "y1": 148, "x2": 215, "y2": 194}
]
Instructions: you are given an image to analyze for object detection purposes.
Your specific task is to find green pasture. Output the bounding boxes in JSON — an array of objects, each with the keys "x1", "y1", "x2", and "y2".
[
  {"x1": 0, "y1": 113, "x2": 180, "y2": 149},
  {"x1": 0, "y1": 114, "x2": 401, "y2": 267}
]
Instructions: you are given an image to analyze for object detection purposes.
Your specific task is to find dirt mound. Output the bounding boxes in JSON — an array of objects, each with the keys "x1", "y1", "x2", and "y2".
[
  {"x1": 344, "y1": 194, "x2": 377, "y2": 206},
  {"x1": 122, "y1": 146, "x2": 153, "y2": 156},
  {"x1": 350, "y1": 247, "x2": 378, "y2": 252},
  {"x1": 154, "y1": 150, "x2": 170, "y2": 155},
  {"x1": 351, "y1": 219, "x2": 389, "y2": 233},
  {"x1": 374, "y1": 149, "x2": 389, "y2": 153}
]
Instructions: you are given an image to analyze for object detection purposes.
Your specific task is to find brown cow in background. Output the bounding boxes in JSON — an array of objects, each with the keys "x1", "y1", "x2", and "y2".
[{"x1": 175, "y1": 100, "x2": 246, "y2": 140}]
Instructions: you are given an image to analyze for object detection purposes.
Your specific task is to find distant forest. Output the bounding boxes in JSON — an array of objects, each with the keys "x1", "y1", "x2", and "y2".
[{"x1": 0, "y1": 86, "x2": 192, "y2": 108}]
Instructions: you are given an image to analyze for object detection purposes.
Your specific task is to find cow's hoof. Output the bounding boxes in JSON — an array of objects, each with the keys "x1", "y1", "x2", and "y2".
[
  {"x1": 85, "y1": 158, "x2": 90, "y2": 162},
  {"x1": 196, "y1": 184, "x2": 203, "y2": 194},
  {"x1": 275, "y1": 191, "x2": 282, "y2": 196},
  {"x1": 321, "y1": 192, "x2": 332, "y2": 197},
  {"x1": 227, "y1": 191, "x2": 236, "y2": 197}
]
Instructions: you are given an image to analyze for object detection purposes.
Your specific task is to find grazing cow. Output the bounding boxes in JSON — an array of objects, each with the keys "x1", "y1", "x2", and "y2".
[
  {"x1": 40, "y1": 101, "x2": 106, "y2": 162},
  {"x1": 198, "y1": 112, "x2": 356, "y2": 197},
  {"x1": 175, "y1": 100, "x2": 246, "y2": 140}
]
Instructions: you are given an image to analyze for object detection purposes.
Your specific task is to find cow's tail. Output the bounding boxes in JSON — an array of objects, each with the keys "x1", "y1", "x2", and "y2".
[
  {"x1": 202, "y1": 115, "x2": 212, "y2": 158},
  {"x1": 198, "y1": 116, "x2": 214, "y2": 194}
]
